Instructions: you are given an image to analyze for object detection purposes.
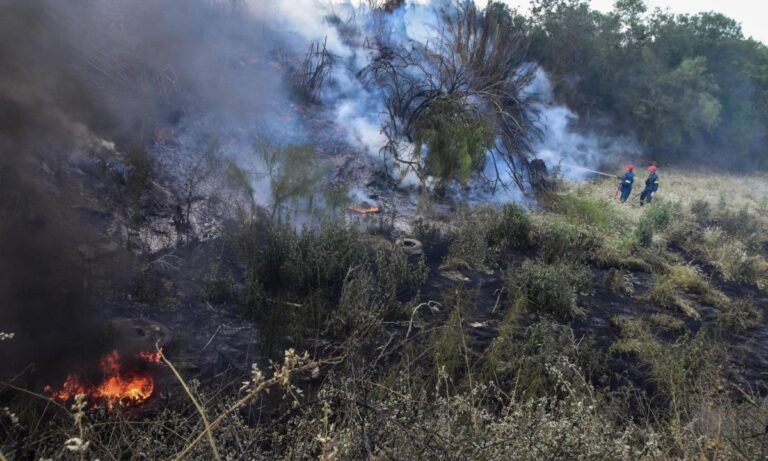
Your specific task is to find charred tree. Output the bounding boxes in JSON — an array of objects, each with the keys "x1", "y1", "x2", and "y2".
[{"x1": 361, "y1": 1, "x2": 541, "y2": 193}]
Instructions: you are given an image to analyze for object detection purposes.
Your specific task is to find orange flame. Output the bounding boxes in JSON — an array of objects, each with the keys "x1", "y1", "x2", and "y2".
[
  {"x1": 44, "y1": 350, "x2": 161, "y2": 409},
  {"x1": 137, "y1": 350, "x2": 162, "y2": 364},
  {"x1": 348, "y1": 205, "x2": 381, "y2": 214}
]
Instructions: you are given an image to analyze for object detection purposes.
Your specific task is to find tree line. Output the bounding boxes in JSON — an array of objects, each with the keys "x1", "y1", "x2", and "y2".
[{"x1": 524, "y1": 0, "x2": 768, "y2": 170}]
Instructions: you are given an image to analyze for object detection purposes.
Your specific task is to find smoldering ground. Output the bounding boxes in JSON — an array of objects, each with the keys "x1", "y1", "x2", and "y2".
[{"x1": 0, "y1": 0, "x2": 297, "y2": 382}]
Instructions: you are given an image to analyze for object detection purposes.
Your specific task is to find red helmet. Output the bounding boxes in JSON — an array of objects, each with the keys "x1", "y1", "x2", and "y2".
[
  {"x1": 648, "y1": 165, "x2": 657, "y2": 172},
  {"x1": 625, "y1": 164, "x2": 634, "y2": 171}
]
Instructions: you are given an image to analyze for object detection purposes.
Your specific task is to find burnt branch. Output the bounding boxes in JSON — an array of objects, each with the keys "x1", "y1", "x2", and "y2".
[
  {"x1": 290, "y1": 38, "x2": 334, "y2": 104},
  {"x1": 360, "y1": 1, "x2": 541, "y2": 193}
]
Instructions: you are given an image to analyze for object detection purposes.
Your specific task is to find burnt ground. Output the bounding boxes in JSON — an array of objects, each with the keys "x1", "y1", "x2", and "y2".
[
  {"x1": 399, "y1": 238, "x2": 768, "y2": 397},
  {"x1": 5, "y1": 131, "x2": 768, "y2": 415}
]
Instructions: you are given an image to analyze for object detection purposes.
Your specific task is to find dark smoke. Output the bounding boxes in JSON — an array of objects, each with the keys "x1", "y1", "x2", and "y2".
[
  {"x1": 0, "y1": 0, "x2": 294, "y2": 143},
  {"x1": 0, "y1": 95, "x2": 109, "y2": 382},
  {"x1": 0, "y1": 0, "x2": 299, "y2": 383}
]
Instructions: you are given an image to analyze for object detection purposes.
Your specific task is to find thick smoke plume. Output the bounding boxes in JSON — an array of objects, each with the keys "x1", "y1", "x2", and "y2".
[
  {"x1": 0, "y1": 0, "x2": 297, "y2": 381},
  {"x1": 0, "y1": 0, "x2": 635, "y2": 382}
]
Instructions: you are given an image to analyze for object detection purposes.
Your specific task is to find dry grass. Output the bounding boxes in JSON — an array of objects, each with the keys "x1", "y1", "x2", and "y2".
[
  {"x1": 571, "y1": 168, "x2": 768, "y2": 228},
  {"x1": 5, "y1": 170, "x2": 768, "y2": 460},
  {"x1": 649, "y1": 265, "x2": 728, "y2": 319},
  {"x1": 660, "y1": 170, "x2": 768, "y2": 215}
]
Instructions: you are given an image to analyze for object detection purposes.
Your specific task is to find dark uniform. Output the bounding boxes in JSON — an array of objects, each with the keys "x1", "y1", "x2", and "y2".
[
  {"x1": 640, "y1": 171, "x2": 659, "y2": 205},
  {"x1": 619, "y1": 170, "x2": 635, "y2": 203}
]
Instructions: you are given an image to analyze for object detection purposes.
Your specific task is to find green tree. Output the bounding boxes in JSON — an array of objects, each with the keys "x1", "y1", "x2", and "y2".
[{"x1": 633, "y1": 57, "x2": 721, "y2": 155}]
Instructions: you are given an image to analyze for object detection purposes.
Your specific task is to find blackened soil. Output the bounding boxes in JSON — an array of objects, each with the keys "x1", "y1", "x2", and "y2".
[{"x1": 404, "y1": 240, "x2": 768, "y2": 395}]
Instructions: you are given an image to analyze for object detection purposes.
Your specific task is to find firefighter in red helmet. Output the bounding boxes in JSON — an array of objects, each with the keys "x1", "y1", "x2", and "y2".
[
  {"x1": 617, "y1": 165, "x2": 635, "y2": 203},
  {"x1": 639, "y1": 165, "x2": 659, "y2": 206}
]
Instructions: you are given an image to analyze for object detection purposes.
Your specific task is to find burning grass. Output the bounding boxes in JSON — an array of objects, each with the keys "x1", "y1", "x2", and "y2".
[{"x1": 44, "y1": 350, "x2": 162, "y2": 410}]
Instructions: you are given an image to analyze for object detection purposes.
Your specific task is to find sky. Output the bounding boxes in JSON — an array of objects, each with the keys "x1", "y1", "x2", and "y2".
[{"x1": 502, "y1": 0, "x2": 768, "y2": 44}]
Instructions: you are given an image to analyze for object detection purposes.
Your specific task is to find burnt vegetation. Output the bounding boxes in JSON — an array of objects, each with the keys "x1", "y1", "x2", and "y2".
[
  {"x1": 361, "y1": 1, "x2": 540, "y2": 191},
  {"x1": 2, "y1": 1, "x2": 768, "y2": 460},
  {"x1": 4, "y1": 188, "x2": 768, "y2": 459}
]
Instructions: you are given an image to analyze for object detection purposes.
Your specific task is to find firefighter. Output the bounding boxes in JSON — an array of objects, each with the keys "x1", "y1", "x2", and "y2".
[
  {"x1": 617, "y1": 165, "x2": 635, "y2": 203},
  {"x1": 639, "y1": 165, "x2": 659, "y2": 206}
]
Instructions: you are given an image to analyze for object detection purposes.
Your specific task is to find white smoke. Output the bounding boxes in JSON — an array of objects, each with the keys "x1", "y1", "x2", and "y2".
[
  {"x1": 526, "y1": 68, "x2": 638, "y2": 180},
  {"x1": 267, "y1": 2, "x2": 637, "y2": 197},
  {"x1": 5, "y1": 0, "x2": 635, "y2": 209}
]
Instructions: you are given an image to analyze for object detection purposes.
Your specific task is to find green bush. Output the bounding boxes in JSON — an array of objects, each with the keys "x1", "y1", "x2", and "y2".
[
  {"x1": 482, "y1": 320, "x2": 602, "y2": 399},
  {"x1": 201, "y1": 265, "x2": 235, "y2": 304},
  {"x1": 647, "y1": 313, "x2": 687, "y2": 333},
  {"x1": 535, "y1": 219, "x2": 601, "y2": 263},
  {"x1": 444, "y1": 208, "x2": 498, "y2": 272},
  {"x1": 412, "y1": 97, "x2": 495, "y2": 186},
  {"x1": 644, "y1": 200, "x2": 680, "y2": 230},
  {"x1": 648, "y1": 265, "x2": 725, "y2": 318},
  {"x1": 230, "y1": 220, "x2": 427, "y2": 349},
  {"x1": 717, "y1": 299, "x2": 762, "y2": 332},
  {"x1": 444, "y1": 205, "x2": 532, "y2": 272},
  {"x1": 488, "y1": 204, "x2": 533, "y2": 251},
  {"x1": 609, "y1": 316, "x2": 656, "y2": 356},
  {"x1": 716, "y1": 206, "x2": 763, "y2": 240},
  {"x1": 603, "y1": 268, "x2": 634, "y2": 295},
  {"x1": 690, "y1": 199, "x2": 711, "y2": 224},
  {"x1": 507, "y1": 260, "x2": 589, "y2": 319},
  {"x1": 666, "y1": 218, "x2": 704, "y2": 251},
  {"x1": 432, "y1": 300, "x2": 467, "y2": 383},
  {"x1": 412, "y1": 217, "x2": 442, "y2": 253},
  {"x1": 634, "y1": 216, "x2": 654, "y2": 248},
  {"x1": 551, "y1": 191, "x2": 616, "y2": 229}
]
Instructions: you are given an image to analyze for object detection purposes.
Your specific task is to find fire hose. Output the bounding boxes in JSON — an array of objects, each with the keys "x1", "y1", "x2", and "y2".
[{"x1": 556, "y1": 162, "x2": 616, "y2": 178}]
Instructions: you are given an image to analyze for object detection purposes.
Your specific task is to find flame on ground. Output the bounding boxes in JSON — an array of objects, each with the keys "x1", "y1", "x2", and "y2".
[
  {"x1": 348, "y1": 204, "x2": 381, "y2": 214},
  {"x1": 44, "y1": 350, "x2": 161, "y2": 409},
  {"x1": 137, "y1": 350, "x2": 162, "y2": 364}
]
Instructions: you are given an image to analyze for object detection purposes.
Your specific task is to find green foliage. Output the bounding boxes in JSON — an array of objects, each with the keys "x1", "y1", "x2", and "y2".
[
  {"x1": 432, "y1": 292, "x2": 469, "y2": 382},
  {"x1": 412, "y1": 97, "x2": 495, "y2": 186},
  {"x1": 609, "y1": 316, "x2": 655, "y2": 356},
  {"x1": 481, "y1": 320, "x2": 602, "y2": 399},
  {"x1": 647, "y1": 313, "x2": 687, "y2": 333},
  {"x1": 254, "y1": 138, "x2": 323, "y2": 219},
  {"x1": 201, "y1": 265, "x2": 235, "y2": 304},
  {"x1": 549, "y1": 191, "x2": 617, "y2": 229},
  {"x1": 644, "y1": 200, "x2": 679, "y2": 230},
  {"x1": 444, "y1": 205, "x2": 532, "y2": 272},
  {"x1": 634, "y1": 200, "x2": 680, "y2": 248},
  {"x1": 529, "y1": 0, "x2": 768, "y2": 168},
  {"x1": 667, "y1": 216, "x2": 768, "y2": 286},
  {"x1": 221, "y1": 156, "x2": 256, "y2": 206},
  {"x1": 479, "y1": 294, "x2": 526, "y2": 383},
  {"x1": 649, "y1": 265, "x2": 726, "y2": 318},
  {"x1": 133, "y1": 271, "x2": 181, "y2": 312},
  {"x1": 634, "y1": 215, "x2": 654, "y2": 248},
  {"x1": 444, "y1": 208, "x2": 498, "y2": 272},
  {"x1": 689, "y1": 198, "x2": 711, "y2": 223},
  {"x1": 717, "y1": 299, "x2": 763, "y2": 332},
  {"x1": 715, "y1": 206, "x2": 762, "y2": 240},
  {"x1": 535, "y1": 219, "x2": 601, "y2": 263},
  {"x1": 411, "y1": 217, "x2": 442, "y2": 254},
  {"x1": 507, "y1": 260, "x2": 590, "y2": 320},
  {"x1": 633, "y1": 57, "x2": 721, "y2": 153},
  {"x1": 609, "y1": 316, "x2": 722, "y2": 419},
  {"x1": 487, "y1": 204, "x2": 533, "y2": 251},
  {"x1": 603, "y1": 268, "x2": 634, "y2": 295},
  {"x1": 233, "y1": 220, "x2": 427, "y2": 349}
]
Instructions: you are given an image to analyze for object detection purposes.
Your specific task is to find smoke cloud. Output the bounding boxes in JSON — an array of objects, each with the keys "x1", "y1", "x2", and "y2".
[
  {"x1": 0, "y1": 0, "x2": 641, "y2": 383},
  {"x1": 0, "y1": 0, "x2": 297, "y2": 382},
  {"x1": 526, "y1": 67, "x2": 639, "y2": 179}
]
